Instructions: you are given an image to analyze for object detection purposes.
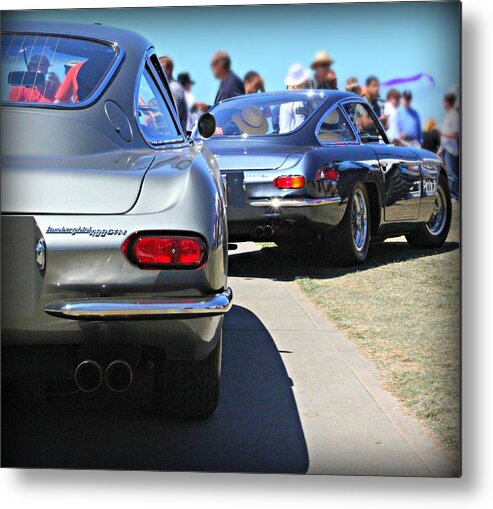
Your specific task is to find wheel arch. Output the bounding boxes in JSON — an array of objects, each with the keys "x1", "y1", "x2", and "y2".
[{"x1": 362, "y1": 180, "x2": 381, "y2": 237}]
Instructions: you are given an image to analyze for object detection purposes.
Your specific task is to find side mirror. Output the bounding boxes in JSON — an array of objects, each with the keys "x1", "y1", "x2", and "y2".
[{"x1": 197, "y1": 112, "x2": 216, "y2": 140}]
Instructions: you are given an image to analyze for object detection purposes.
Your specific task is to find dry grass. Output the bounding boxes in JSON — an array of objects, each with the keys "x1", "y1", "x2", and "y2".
[{"x1": 298, "y1": 205, "x2": 460, "y2": 455}]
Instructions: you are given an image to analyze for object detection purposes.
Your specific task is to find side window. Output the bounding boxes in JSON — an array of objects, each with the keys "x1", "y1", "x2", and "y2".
[
  {"x1": 317, "y1": 107, "x2": 356, "y2": 143},
  {"x1": 136, "y1": 66, "x2": 182, "y2": 145},
  {"x1": 344, "y1": 102, "x2": 386, "y2": 143}
]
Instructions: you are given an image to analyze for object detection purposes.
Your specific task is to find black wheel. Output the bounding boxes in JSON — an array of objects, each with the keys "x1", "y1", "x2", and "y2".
[
  {"x1": 406, "y1": 173, "x2": 451, "y2": 248},
  {"x1": 323, "y1": 183, "x2": 371, "y2": 266},
  {"x1": 154, "y1": 333, "x2": 221, "y2": 421}
]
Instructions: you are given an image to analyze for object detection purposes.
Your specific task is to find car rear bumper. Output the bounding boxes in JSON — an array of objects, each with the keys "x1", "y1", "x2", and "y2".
[
  {"x1": 249, "y1": 196, "x2": 342, "y2": 208},
  {"x1": 44, "y1": 288, "x2": 233, "y2": 321}
]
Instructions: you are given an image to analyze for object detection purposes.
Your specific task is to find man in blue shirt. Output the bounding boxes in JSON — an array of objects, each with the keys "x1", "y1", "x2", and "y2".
[
  {"x1": 211, "y1": 51, "x2": 245, "y2": 104},
  {"x1": 397, "y1": 90, "x2": 422, "y2": 147}
]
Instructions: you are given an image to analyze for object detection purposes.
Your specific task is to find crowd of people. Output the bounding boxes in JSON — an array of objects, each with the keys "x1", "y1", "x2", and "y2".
[
  {"x1": 162, "y1": 48, "x2": 460, "y2": 202},
  {"x1": 6, "y1": 41, "x2": 458, "y2": 202}
]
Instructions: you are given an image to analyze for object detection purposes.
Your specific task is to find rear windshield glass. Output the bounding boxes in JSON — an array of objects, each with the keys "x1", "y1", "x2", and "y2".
[
  {"x1": 197, "y1": 92, "x2": 325, "y2": 139},
  {"x1": 1, "y1": 33, "x2": 119, "y2": 106}
]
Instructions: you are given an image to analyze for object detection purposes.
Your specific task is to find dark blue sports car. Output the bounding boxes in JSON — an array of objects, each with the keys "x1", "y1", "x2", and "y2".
[{"x1": 198, "y1": 90, "x2": 451, "y2": 266}]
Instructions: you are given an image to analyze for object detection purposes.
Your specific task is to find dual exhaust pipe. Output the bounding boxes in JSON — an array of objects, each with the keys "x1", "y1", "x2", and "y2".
[
  {"x1": 75, "y1": 359, "x2": 133, "y2": 393},
  {"x1": 255, "y1": 225, "x2": 274, "y2": 238}
]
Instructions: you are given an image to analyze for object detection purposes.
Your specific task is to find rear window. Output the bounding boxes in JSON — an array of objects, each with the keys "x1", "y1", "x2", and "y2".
[
  {"x1": 197, "y1": 92, "x2": 325, "y2": 139},
  {"x1": 1, "y1": 33, "x2": 119, "y2": 106}
]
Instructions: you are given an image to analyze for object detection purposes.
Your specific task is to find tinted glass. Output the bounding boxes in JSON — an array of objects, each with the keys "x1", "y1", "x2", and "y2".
[
  {"x1": 136, "y1": 67, "x2": 182, "y2": 144},
  {"x1": 317, "y1": 107, "x2": 356, "y2": 143},
  {"x1": 1, "y1": 33, "x2": 118, "y2": 106},
  {"x1": 201, "y1": 92, "x2": 325, "y2": 138},
  {"x1": 343, "y1": 102, "x2": 385, "y2": 142}
]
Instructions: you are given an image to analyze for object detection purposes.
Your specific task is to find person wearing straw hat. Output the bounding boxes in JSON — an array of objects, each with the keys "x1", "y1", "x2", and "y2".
[
  {"x1": 279, "y1": 63, "x2": 311, "y2": 134},
  {"x1": 305, "y1": 50, "x2": 337, "y2": 90},
  {"x1": 232, "y1": 105, "x2": 268, "y2": 135},
  {"x1": 345, "y1": 76, "x2": 362, "y2": 96}
]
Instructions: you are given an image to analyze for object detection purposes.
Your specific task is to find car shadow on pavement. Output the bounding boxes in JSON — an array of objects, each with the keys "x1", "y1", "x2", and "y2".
[
  {"x1": 1, "y1": 305, "x2": 309, "y2": 473},
  {"x1": 228, "y1": 240, "x2": 460, "y2": 282}
]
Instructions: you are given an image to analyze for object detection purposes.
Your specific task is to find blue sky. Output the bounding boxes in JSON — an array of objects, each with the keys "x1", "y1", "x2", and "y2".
[{"x1": 5, "y1": 2, "x2": 460, "y2": 122}]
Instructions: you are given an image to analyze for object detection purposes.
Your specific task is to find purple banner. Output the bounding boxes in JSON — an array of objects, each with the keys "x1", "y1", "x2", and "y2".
[{"x1": 382, "y1": 73, "x2": 435, "y2": 87}]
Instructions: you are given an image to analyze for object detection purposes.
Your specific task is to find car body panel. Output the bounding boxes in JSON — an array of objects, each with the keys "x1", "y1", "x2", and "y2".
[
  {"x1": 1, "y1": 21, "x2": 230, "y2": 361},
  {"x1": 204, "y1": 91, "x2": 445, "y2": 242}
]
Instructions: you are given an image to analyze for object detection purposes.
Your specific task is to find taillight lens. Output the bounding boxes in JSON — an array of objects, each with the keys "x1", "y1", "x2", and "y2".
[
  {"x1": 273, "y1": 175, "x2": 306, "y2": 189},
  {"x1": 122, "y1": 234, "x2": 207, "y2": 269},
  {"x1": 324, "y1": 167, "x2": 339, "y2": 181}
]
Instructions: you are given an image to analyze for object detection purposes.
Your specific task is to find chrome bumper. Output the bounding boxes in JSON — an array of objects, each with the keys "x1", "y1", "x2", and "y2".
[
  {"x1": 45, "y1": 288, "x2": 233, "y2": 321},
  {"x1": 249, "y1": 197, "x2": 342, "y2": 208}
]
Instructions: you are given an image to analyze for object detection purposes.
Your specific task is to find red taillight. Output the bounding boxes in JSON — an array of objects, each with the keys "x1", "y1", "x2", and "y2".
[
  {"x1": 273, "y1": 175, "x2": 306, "y2": 189},
  {"x1": 324, "y1": 167, "x2": 339, "y2": 181},
  {"x1": 122, "y1": 234, "x2": 207, "y2": 269}
]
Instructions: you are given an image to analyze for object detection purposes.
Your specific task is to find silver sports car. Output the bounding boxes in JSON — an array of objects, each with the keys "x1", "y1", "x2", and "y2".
[{"x1": 1, "y1": 21, "x2": 231, "y2": 420}]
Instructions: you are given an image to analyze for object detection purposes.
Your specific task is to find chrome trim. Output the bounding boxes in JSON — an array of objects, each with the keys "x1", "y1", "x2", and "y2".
[
  {"x1": 315, "y1": 103, "x2": 359, "y2": 146},
  {"x1": 426, "y1": 185, "x2": 447, "y2": 236},
  {"x1": 45, "y1": 288, "x2": 233, "y2": 320},
  {"x1": 133, "y1": 53, "x2": 186, "y2": 149},
  {"x1": 35, "y1": 237, "x2": 46, "y2": 272},
  {"x1": 338, "y1": 97, "x2": 390, "y2": 145},
  {"x1": 249, "y1": 197, "x2": 342, "y2": 208}
]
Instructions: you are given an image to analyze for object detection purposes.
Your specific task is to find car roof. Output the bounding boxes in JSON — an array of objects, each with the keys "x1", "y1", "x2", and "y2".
[
  {"x1": 216, "y1": 89, "x2": 360, "y2": 106},
  {"x1": 1, "y1": 20, "x2": 151, "y2": 53}
]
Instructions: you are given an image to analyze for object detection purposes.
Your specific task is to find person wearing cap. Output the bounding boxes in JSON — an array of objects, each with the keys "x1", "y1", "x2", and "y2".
[
  {"x1": 8, "y1": 54, "x2": 60, "y2": 103},
  {"x1": 279, "y1": 63, "x2": 311, "y2": 134},
  {"x1": 177, "y1": 72, "x2": 207, "y2": 132},
  {"x1": 211, "y1": 50, "x2": 245, "y2": 104},
  {"x1": 397, "y1": 90, "x2": 422, "y2": 147},
  {"x1": 158, "y1": 56, "x2": 188, "y2": 132},
  {"x1": 305, "y1": 50, "x2": 337, "y2": 90},
  {"x1": 244, "y1": 71, "x2": 265, "y2": 95}
]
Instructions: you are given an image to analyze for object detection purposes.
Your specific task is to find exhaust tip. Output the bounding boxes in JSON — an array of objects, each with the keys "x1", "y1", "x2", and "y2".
[
  {"x1": 264, "y1": 225, "x2": 274, "y2": 236},
  {"x1": 255, "y1": 226, "x2": 265, "y2": 238},
  {"x1": 75, "y1": 360, "x2": 102, "y2": 393},
  {"x1": 105, "y1": 360, "x2": 133, "y2": 392}
]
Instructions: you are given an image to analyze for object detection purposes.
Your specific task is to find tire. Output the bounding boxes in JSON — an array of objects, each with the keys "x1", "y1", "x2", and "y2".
[
  {"x1": 154, "y1": 333, "x2": 221, "y2": 421},
  {"x1": 406, "y1": 173, "x2": 451, "y2": 249},
  {"x1": 323, "y1": 183, "x2": 371, "y2": 266}
]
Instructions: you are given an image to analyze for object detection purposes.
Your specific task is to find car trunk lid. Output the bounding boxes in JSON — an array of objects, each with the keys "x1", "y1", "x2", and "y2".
[
  {"x1": 1, "y1": 152, "x2": 155, "y2": 215},
  {"x1": 205, "y1": 138, "x2": 301, "y2": 171}
]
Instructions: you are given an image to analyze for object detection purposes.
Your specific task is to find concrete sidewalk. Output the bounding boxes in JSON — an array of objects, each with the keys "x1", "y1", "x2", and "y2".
[
  {"x1": 228, "y1": 243, "x2": 458, "y2": 476},
  {"x1": 2, "y1": 242, "x2": 458, "y2": 475}
]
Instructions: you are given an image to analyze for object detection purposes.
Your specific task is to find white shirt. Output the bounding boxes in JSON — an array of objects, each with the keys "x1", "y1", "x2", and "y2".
[
  {"x1": 441, "y1": 108, "x2": 459, "y2": 156},
  {"x1": 279, "y1": 101, "x2": 304, "y2": 134},
  {"x1": 184, "y1": 90, "x2": 199, "y2": 132},
  {"x1": 384, "y1": 101, "x2": 399, "y2": 142}
]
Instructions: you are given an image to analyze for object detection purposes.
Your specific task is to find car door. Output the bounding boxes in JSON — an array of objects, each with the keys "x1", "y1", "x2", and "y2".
[
  {"x1": 343, "y1": 101, "x2": 422, "y2": 222},
  {"x1": 313, "y1": 105, "x2": 381, "y2": 202}
]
